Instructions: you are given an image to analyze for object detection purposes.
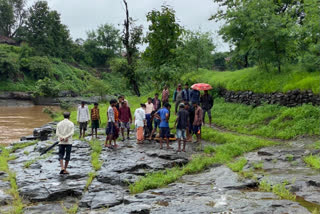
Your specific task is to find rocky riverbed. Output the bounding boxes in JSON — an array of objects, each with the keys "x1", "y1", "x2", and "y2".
[{"x1": 0, "y1": 125, "x2": 319, "y2": 213}]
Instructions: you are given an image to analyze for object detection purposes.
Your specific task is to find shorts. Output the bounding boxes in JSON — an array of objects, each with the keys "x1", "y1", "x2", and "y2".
[
  {"x1": 121, "y1": 122, "x2": 131, "y2": 129},
  {"x1": 58, "y1": 144, "x2": 72, "y2": 161},
  {"x1": 203, "y1": 109, "x2": 212, "y2": 119},
  {"x1": 160, "y1": 127, "x2": 170, "y2": 138},
  {"x1": 193, "y1": 125, "x2": 202, "y2": 135},
  {"x1": 176, "y1": 129, "x2": 186, "y2": 140},
  {"x1": 106, "y1": 122, "x2": 115, "y2": 135},
  {"x1": 154, "y1": 119, "x2": 160, "y2": 129},
  {"x1": 91, "y1": 120, "x2": 99, "y2": 129},
  {"x1": 79, "y1": 122, "x2": 88, "y2": 131}
]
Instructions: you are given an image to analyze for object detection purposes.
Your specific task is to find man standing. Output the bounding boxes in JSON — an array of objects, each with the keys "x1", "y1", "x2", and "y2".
[
  {"x1": 152, "y1": 93, "x2": 161, "y2": 111},
  {"x1": 145, "y1": 97, "x2": 154, "y2": 136},
  {"x1": 173, "y1": 84, "x2": 183, "y2": 114},
  {"x1": 161, "y1": 85, "x2": 169, "y2": 106},
  {"x1": 155, "y1": 103, "x2": 172, "y2": 149},
  {"x1": 190, "y1": 89, "x2": 201, "y2": 105},
  {"x1": 119, "y1": 101, "x2": 132, "y2": 141},
  {"x1": 174, "y1": 103, "x2": 189, "y2": 152},
  {"x1": 134, "y1": 104, "x2": 146, "y2": 144},
  {"x1": 200, "y1": 90, "x2": 214, "y2": 126},
  {"x1": 56, "y1": 112, "x2": 74, "y2": 175},
  {"x1": 91, "y1": 103, "x2": 100, "y2": 139},
  {"x1": 192, "y1": 101, "x2": 203, "y2": 144},
  {"x1": 182, "y1": 83, "x2": 191, "y2": 103},
  {"x1": 105, "y1": 99, "x2": 117, "y2": 148},
  {"x1": 77, "y1": 101, "x2": 90, "y2": 139},
  {"x1": 184, "y1": 102, "x2": 194, "y2": 142}
]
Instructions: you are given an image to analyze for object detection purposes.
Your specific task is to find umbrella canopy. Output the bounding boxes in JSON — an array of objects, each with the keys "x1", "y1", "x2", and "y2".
[{"x1": 191, "y1": 83, "x2": 212, "y2": 91}]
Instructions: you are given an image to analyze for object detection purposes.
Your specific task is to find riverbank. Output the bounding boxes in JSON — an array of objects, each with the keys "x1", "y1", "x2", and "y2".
[{"x1": 0, "y1": 124, "x2": 319, "y2": 213}]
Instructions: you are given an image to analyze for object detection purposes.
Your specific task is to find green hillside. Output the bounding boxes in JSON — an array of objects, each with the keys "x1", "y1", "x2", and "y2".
[{"x1": 182, "y1": 67, "x2": 320, "y2": 94}]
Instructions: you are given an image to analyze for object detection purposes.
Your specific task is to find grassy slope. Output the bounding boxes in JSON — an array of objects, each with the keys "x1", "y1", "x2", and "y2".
[
  {"x1": 182, "y1": 67, "x2": 320, "y2": 94},
  {"x1": 0, "y1": 44, "x2": 100, "y2": 94}
]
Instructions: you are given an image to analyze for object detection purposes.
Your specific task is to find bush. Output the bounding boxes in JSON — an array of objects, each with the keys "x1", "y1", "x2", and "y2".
[
  {"x1": 34, "y1": 77, "x2": 59, "y2": 97},
  {"x1": 0, "y1": 55, "x2": 20, "y2": 80},
  {"x1": 20, "y1": 56, "x2": 53, "y2": 79}
]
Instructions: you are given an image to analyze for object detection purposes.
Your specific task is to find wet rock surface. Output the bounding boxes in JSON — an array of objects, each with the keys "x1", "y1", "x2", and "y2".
[{"x1": 1, "y1": 132, "x2": 319, "y2": 213}]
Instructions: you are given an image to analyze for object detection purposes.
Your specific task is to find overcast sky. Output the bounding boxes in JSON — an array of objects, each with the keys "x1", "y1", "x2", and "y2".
[{"x1": 27, "y1": 0, "x2": 229, "y2": 52}]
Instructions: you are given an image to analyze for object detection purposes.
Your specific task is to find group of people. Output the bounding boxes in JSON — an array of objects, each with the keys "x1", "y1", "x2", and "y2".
[{"x1": 55, "y1": 86, "x2": 213, "y2": 174}]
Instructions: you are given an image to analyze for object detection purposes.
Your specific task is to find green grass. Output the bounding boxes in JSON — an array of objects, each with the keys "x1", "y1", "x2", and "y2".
[
  {"x1": 182, "y1": 67, "x2": 320, "y2": 94},
  {"x1": 206, "y1": 98, "x2": 320, "y2": 139},
  {"x1": 9, "y1": 141, "x2": 38, "y2": 153},
  {"x1": 85, "y1": 171, "x2": 97, "y2": 191},
  {"x1": 129, "y1": 129, "x2": 277, "y2": 194},
  {"x1": 286, "y1": 154, "x2": 294, "y2": 162},
  {"x1": 259, "y1": 180, "x2": 296, "y2": 201},
  {"x1": 252, "y1": 161, "x2": 264, "y2": 170},
  {"x1": 0, "y1": 148, "x2": 25, "y2": 213},
  {"x1": 88, "y1": 140, "x2": 103, "y2": 171},
  {"x1": 304, "y1": 155, "x2": 320, "y2": 169},
  {"x1": 24, "y1": 151, "x2": 53, "y2": 168},
  {"x1": 227, "y1": 157, "x2": 247, "y2": 172}
]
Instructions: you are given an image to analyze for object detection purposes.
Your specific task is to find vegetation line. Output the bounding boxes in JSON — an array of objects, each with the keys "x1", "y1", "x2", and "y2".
[{"x1": 129, "y1": 129, "x2": 277, "y2": 194}]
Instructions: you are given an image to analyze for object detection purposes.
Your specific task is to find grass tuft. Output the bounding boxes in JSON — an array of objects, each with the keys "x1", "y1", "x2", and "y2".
[
  {"x1": 304, "y1": 155, "x2": 320, "y2": 169},
  {"x1": 227, "y1": 158, "x2": 247, "y2": 172},
  {"x1": 259, "y1": 180, "x2": 296, "y2": 201}
]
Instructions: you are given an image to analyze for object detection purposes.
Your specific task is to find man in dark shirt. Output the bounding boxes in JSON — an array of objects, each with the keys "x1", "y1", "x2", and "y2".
[
  {"x1": 152, "y1": 93, "x2": 161, "y2": 111},
  {"x1": 174, "y1": 103, "x2": 189, "y2": 152},
  {"x1": 200, "y1": 90, "x2": 214, "y2": 126},
  {"x1": 185, "y1": 102, "x2": 194, "y2": 142}
]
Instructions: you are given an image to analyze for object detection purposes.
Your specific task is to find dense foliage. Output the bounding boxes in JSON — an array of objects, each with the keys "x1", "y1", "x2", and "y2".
[{"x1": 211, "y1": 0, "x2": 320, "y2": 72}]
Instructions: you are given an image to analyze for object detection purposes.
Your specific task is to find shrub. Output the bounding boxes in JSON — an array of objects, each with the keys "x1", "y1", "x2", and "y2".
[
  {"x1": 34, "y1": 77, "x2": 59, "y2": 97},
  {"x1": 20, "y1": 56, "x2": 53, "y2": 79}
]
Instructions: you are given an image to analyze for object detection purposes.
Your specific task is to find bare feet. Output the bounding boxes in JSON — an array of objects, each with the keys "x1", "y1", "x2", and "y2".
[
  {"x1": 177, "y1": 149, "x2": 181, "y2": 152},
  {"x1": 167, "y1": 146, "x2": 173, "y2": 150}
]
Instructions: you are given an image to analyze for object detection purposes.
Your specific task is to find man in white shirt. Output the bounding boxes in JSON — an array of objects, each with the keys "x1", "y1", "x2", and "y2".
[
  {"x1": 105, "y1": 99, "x2": 117, "y2": 148},
  {"x1": 77, "y1": 101, "x2": 90, "y2": 139},
  {"x1": 56, "y1": 112, "x2": 75, "y2": 175},
  {"x1": 134, "y1": 104, "x2": 146, "y2": 144}
]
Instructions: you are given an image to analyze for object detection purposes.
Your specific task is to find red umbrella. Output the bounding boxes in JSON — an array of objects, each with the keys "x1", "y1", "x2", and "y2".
[{"x1": 191, "y1": 83, "x2": 213, "y2": 91}]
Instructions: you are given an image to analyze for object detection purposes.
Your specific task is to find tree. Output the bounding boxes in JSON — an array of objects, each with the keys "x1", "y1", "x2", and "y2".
[
  {"x1": 0, "y1": 0, "x2": 27, "y2": 38},
  {"x1": 83, "y1": 24, "x2": 122, "y2": 67},
  {"x1": 212, "y1": 0, "x2": 299, "y2": 72},
  {"x1": 24, "y1": 1, "x2": 72, "y2": 58},
  {"x1": 121, "y1": 0, "x2": 143, "y2": 96},
  {"x1": 143, "y1": 5, "x2": 182, "y2": 68},
  {"x1": 176, "y1": 30, "x2": 216, "y2": 70}
]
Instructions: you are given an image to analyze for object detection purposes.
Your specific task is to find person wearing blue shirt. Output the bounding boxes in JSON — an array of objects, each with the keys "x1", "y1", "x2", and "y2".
[
  {"x1": 190, "y1": 89, "x2": 200, "y2": 104},
  {"x1": 155, "y1": 103, "x2": 172, "y2": 149}
]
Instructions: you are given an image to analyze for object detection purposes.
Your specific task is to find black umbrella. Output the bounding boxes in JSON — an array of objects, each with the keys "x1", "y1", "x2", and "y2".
[{"x1": 40, "y1": 141, "x2": 59, "y2": 156}]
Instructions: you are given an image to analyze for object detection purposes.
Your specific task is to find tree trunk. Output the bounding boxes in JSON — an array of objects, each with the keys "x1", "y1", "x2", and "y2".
[{"x1": 123, "y1": 0, "x2": 141, "y2": 96}]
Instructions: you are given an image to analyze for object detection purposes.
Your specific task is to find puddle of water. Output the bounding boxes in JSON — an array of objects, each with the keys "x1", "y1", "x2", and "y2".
[{"x1": 295, "y1": 196, "x2": 320, "y2": 213}]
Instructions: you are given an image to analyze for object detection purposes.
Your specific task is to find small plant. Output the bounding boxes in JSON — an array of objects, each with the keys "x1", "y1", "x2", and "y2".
[
  {"x1": 272, "y1": 183, "x2": 296, "y2": 200},
  {"x1": 286, "y1": 154, "x2": 294, "y2": 162},
  {"x1": 304, "y1": 155, "x2": 320, "y2": 169},
  {"x1": 259, "y1": 180, "x2": 296, "y2": 201},
  {"x1": 62, "y1": 203, "x2": 78, "y2": 214},
  {"x1": 9, "y1": 141, "x2": 37, "y2": 153},
  {"x1": 24, "y1": 152, "x2": 53, "y2": 168},
  {"x1": 272, "y1": 159, "x2": 278, "y2": 163},
  {"x1": 259, "y1": 180, "x2": 272, "y2": 192},
  {"x1": 85, "y1": 171, "x2": 97, "y2": 191},
  {"x1": 253, "y1": 161, "x2": 264, "y2": 170},
  {"x1": 89, "y1": 140, "x2": 103, "y2": 171},
  {"x1": 227, "y1": 157, "x2": 247, "y2": 172},
  {"x1": 23, "y1": 151, "x2": 29, "y2": 155}
]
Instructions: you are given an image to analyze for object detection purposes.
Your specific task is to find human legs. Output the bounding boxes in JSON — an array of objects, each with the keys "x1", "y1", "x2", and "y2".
[
  {"x1": 207, "y1": 109, "x2": 212, "y2": 126},
  {"x1": 177, "y1": 129, "x2": 182, "y2": 152},
  {"x1": 136, "y1": 126, "x2": 144, "y2": 143}
]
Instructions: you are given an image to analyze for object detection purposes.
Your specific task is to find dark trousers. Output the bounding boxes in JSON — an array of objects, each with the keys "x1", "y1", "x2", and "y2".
[{"x1": 58, "y1": 145, "x2": 72, "y2": 161}]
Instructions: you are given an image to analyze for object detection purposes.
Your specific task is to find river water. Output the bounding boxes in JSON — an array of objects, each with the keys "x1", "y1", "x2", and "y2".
[{"x1": 0, "y1": 100, "x2": 56, "y2": 144}]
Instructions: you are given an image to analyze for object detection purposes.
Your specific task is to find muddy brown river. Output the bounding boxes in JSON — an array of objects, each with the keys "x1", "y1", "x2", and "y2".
[{"x1": 0, "y1": 100, "x2": 57, "y2": 144}]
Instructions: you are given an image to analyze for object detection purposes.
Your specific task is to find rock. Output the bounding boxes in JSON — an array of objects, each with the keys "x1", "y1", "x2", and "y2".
[
  {"x1": 33, "y1": 125, "x2": 54, "y2": 141},
  {"x1": 0, "y1": 189, "x2": 13, "y2": 206}
]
